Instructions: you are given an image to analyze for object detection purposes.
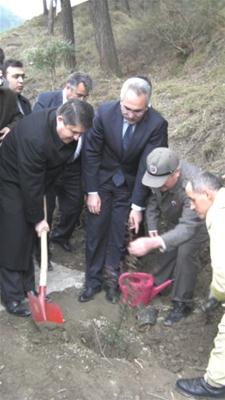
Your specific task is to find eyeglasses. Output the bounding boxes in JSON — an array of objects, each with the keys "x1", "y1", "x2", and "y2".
[
  {"x1": 121, "y1": 102, "x2": 146, "y2": 116},
  {"x1": 10, "y1": 73, "x2": 26, "y2": 80}
]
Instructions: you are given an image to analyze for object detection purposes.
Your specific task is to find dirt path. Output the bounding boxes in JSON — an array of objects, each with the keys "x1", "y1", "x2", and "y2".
[{"x1": 0, "y1": 233, "x2": 222, "y2": 400}]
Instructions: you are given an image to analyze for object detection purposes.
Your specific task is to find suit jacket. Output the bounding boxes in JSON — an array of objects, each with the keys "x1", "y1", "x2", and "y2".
[
  {"x1": 0, "y1": 87, "x2": 22, "y2": 130},
  {"x1": 84, "y1": 101, "x2": 168, "y2": 207},
  {"x1": 0, "y1": 108, "x2": 76, "y2": 224},
  {"x1": 17, "y1": 93, "x2": 32, "y2": 115},
  {"x1": 33, "y1": 90, "x2": 63, "y2": 112},
  {"x1": 146, "y1": 160, "x2": 206, "y2": 251}
]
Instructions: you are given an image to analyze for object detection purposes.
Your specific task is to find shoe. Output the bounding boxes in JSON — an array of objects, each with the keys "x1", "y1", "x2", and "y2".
[
  {"x1": 50, "y1": 235, "x2": 72, "y2": 252},
  {"x1": 176, "y1": 377, "x2": 225, "y2": 398},
  {"x1": 105, "y1": 286, "x2": 118, "y2": 304},
  {"x1": 201, "y1": 297, "x2": 219, "y2": 313},
  {"x1": 164, "y1": 301, "x2": 192, "y2": 326},
  {"x1": 2, "y1": 299, "x2": 31, "y2": 317},
  {"x1": 78, "y1": 286, "x2": 101, "y2": 302}
]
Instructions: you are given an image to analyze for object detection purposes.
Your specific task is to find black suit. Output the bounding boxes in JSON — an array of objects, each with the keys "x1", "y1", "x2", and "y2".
[
  {"x1": 0, "y1": 109, "x2": 76, "y2": 302},
  {"x1": 33, "y1": 90, "x2": 83, "y2": 243},
  {"x1": 84, "y1": 101, "x2": 168, "y2": 288},
  {"x1": 17, "y1": 93, "x2": 32, "y2": 115}
]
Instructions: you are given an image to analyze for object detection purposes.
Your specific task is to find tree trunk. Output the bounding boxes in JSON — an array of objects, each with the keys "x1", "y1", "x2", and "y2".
[
  {"x1": 43, "y1": 0, "x2": 48, "y2": 15},
  {"x1": 61, "y1": 0, "x2": 76, "y2": 69},
  {"x1": 89, "y1": 0, "x2": 121, "y2": 76},
  {"x1": 48, "y1": 0, "x2": 55, "y2": 35}
]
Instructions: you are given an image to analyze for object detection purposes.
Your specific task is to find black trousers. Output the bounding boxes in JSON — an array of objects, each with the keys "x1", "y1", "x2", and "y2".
[
  {"x1": 85, "y1": 181, "x2": 131, "y2": 288},
  {"x1": 51, "y1": 159, "x2": 83, "y2": 241},
  {"x1": 0, "y1": 263, "x2": 35, "y2": 303},
  {"x1": 153, "y1": 224, "x2": 209, "y2": 304}
]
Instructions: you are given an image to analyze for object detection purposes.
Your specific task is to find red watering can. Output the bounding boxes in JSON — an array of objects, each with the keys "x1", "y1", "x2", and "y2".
[{"x1": 119, "y1": 272, "x2": 172, "y2": 307}]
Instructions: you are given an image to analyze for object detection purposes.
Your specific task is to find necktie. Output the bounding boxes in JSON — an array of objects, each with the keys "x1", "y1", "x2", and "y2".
[{"x1": 123, "y1": 124, "x2": 133, "y2": 151}]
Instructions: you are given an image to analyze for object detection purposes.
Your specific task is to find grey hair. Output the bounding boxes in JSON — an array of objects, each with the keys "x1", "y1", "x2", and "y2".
[
  {"x1": 66, "y1": 71, "x2": 93, "y2": 93},
  {"x1": 189, "y1": 171, "x2": 222, "y2": 193},
  {"x1": 57, "y1": 98, "x2": 94, "y2": 130},
  {"x1": 120, "y1": 77, "x2": 152, "y2": 106}
]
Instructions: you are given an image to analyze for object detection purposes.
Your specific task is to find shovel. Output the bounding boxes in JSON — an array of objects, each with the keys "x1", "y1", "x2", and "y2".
[{"x1": 28, "y1": 198, "x2": 64, "y2": 325}]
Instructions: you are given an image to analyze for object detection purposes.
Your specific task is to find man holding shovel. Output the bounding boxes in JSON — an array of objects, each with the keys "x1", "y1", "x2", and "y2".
[{"x1": 0, "y1": 99, "x2": 93, "y2": 317}]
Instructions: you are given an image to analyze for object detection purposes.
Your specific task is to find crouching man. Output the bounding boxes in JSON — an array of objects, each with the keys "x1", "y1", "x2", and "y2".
[{"x1": 128, "y1": 148, "x2": 208, "y2": 326}]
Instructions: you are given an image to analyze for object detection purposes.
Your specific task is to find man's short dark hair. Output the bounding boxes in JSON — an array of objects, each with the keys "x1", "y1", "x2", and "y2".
[
  {"x1": 66, "y1": 71, "x2": 93, "y2": 93},
  {"x1": 57, "y1": 98, "x2": 94, "y2": 130},
  {"x1": 3, "y1": 59, "x2": 24, "y2": 77}
]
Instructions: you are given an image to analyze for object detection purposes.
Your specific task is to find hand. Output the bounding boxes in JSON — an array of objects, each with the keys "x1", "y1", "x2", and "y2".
[
  {"x1": 128, "y1": 210, "x2": 143, "y2": 234},
  {"x1": 128, "y1": 236, "x2": 162, "y2": 257},
  {"x1": 0, "y1": 127, "x2": 10, "y2": 141},
  {"x1": 148, "y1": 230, "x2": 158, "y2": 237},
  {"x1": 86, "y1": 193, "x2": 101, "y2": 214},
  {"x1": 35, "y1": 219, "x2": 49, "y2": 237}
]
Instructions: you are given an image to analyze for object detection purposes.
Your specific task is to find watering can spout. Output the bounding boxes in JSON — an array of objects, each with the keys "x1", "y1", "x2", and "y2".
[{"x1": 151, "y1": 279, "x2": 173, "y2": 299}]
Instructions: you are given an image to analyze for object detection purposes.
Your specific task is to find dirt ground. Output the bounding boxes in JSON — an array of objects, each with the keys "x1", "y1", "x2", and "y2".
[{"x1": 0, "y1": 225, "x2": 223, "y2": 400}]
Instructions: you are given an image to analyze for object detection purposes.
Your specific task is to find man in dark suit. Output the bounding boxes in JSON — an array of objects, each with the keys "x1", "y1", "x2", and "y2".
[
  {"x1": 79, "y1": 77, "x2": 168, "y2": 303},
  {"x1": 33, "y1": 72, "x2": 93, "y2": 252},
  {"x1": 3, "y1": 59, "x2": 31, "y2": 115},
  {"x1": 0, "y1": 99, "x2": 93, "y2": 317},
  {"x1": 0, "y1": 87, "x2": 22, "y2": 140}
]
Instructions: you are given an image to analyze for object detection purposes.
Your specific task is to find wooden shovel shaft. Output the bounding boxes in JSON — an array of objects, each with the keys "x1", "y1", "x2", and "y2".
[{"x1": 39, "y1": 230, "x2": 48, "y2": 287}]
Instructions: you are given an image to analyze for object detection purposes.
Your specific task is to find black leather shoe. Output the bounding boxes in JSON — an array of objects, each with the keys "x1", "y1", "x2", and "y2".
[
  {"x1": 78, "y1": 286, "x2": 101, "y2": 302},
  {"x1": 50, "y1": 236, "x2": 72, "y2": 252},
  {"x1": 2, "y1": 300, "x2": 31, "y2": 317},
  {"x1": 164, "y1": 301, "x2": 192, "y2": 326},
  {"x1": 176, "y1": 377, "x2": 225, "y2": 398},
  {"x1": 201, "y1": 297, "x2": 219, "y2": 313},
  {"x1": 105, "y1": 286, "x2": 118, "y2": 304}
]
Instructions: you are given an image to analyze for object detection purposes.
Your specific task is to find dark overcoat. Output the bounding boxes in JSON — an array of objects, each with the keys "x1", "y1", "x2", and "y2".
[{"x1": 0, "y1": 109, "x2": 76, "y2": 271}]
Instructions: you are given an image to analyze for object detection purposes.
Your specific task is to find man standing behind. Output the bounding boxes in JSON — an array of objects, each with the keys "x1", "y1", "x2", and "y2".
[
  {"x1": 80, "y1": 77, "x2": 168, "y2": 304},
  {"x1": 3, "y1": 59, "x2": 31, "y2": 115},
  {"x1": 128, "y1": 148, "x2": 208, "y2": 326},
  {"x1": 176, "y1": 172, "x2": 225, "y2": 399},
  {"x1": 33, "y1": 72, "x2": 93, "y2": 252}
]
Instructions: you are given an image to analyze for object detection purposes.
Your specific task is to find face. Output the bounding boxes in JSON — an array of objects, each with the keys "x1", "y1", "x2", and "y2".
[
  {"x1": 186, "y1": 182, "x2": 213, "y2": 219},
  {"x1": 159, "y1": 170, "x2": 180, "y2": 192},
  {"x1": 6, "y1": 66, "x2": 25, "y2": 93},
  {"x1": 65, "y1": 82, "x2": 88, "y2": 101},
  {"x1": 56, "y1": 117, "x2": 86, "y2": 144},
  {"x1": 120, "y1": 90, "x2": 147, "y2": 124}
]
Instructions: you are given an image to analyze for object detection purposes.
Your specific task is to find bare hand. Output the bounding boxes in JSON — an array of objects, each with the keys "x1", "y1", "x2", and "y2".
[
  {"x1": 128, "y1": 236, "x2": 162, "y2": 257},
  {"x1": 128, "y1": 210, "x2": 143, "y2": 234},
  {"x1": 0, "y1": 127, "x2": 10, "y2": 141},
  {"x1": 35, "y1": 219, "x2": 49, "y2": 237},
  {"x1": 86, "y1": 193, "x2": 101, "y2": 214}
]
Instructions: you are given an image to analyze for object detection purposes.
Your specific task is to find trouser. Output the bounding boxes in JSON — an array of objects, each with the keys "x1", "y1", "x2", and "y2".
[
  {"x1": 0, "y1": 263, "x2": 35, "y2": 303},
  {"x1": 51, "y1": 160, "x2": 83, "y2": 241},
  {"x1": 85, "y1": 182, "x2": 131, "y2": 288},
  {"x1": 153, "y1": 225, "x2": 208, "y2": 304},
  {"x1": 205, "y1": 311, "x2": 225, "y2": 387}
]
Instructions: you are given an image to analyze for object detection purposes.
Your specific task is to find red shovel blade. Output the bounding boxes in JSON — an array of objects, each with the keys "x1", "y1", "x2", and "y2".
[{"x1": 28, "y1": 287, "x2": 64, "y2": 324}]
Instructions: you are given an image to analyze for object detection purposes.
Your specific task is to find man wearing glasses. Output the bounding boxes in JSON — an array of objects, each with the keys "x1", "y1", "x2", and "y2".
[
  {"x1": 79, "y1": 76, "x2": 168, "y2": 303},
  {"x1": 3, "y1": 59, "x2": 31, "y2": 116}
]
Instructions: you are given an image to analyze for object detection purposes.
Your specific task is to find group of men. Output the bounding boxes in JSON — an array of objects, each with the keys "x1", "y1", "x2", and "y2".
[{"x1": 0, "y1": 53, "x2": 224, "y2": 398}]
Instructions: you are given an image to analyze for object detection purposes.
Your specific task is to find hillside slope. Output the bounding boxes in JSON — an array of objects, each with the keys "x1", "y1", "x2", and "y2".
[{"x1": 0, "y1": 0, "x2": 225, "y2": 173}]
